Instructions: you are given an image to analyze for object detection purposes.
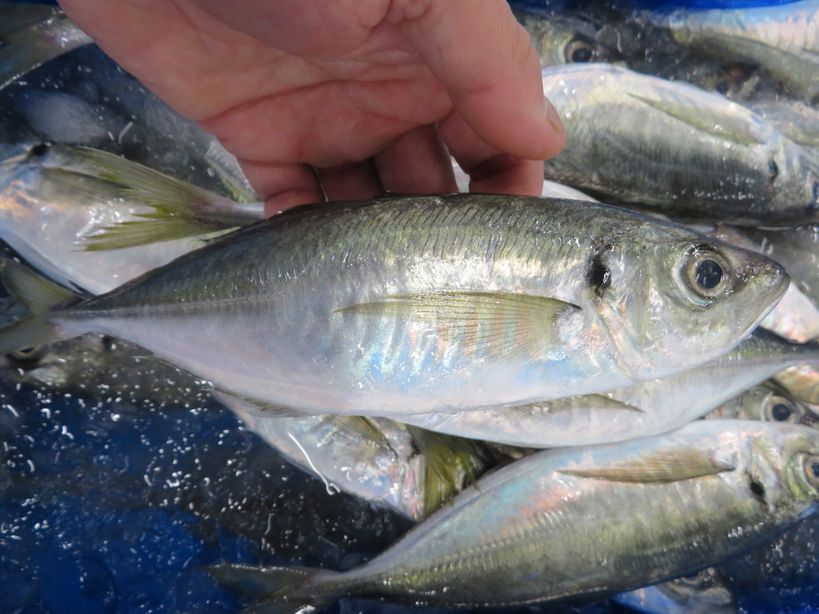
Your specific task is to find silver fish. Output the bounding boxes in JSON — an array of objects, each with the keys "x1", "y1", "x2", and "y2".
[
  {"x1": 0, "y1": 2, "x2": 92, "y2": 91},
  {"x1": 0, "y1": 195, "x2": 787, "y2": 416},
  {"x1": 541, "y1": 63, "x2": 819, "y2": 224},
  {"x1": 0, "y1": 142, "x2": 261, "y2": 294},
  {"x1": 660, "y1": 0, "x2": 819, "y2": 102},
  {"x1": 617, "y1": 382, "x2": 819, "y2": 613},
  {"x1": 749, "y1": 99, "x2": 819, "y2": 151},
  {"x1": 400, "y1": 330, "x2": 819, "y2": 447},
  {"x1": 210, "y1": 420, "x2": 819, "y2": 609},
  {"x1": 218, "y1": 390, "x2": 427, "y2": 520}
]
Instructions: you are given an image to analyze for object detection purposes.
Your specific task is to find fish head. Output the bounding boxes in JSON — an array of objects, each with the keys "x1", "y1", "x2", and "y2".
[
  {"x1": 745, "y1": 424, "x2": 819, "y2": 517},
  {"x1": 0, "y1": 141, "x2": 38, "y2": 207},
  {"x1": 591, "y1": 228, "x2": 788, "y2": 380},
  {"x1": 0, "y1": 335, "x2": 110, "y2": 391},
  {"x1": 0, "y1": 141, "x2": 83, "y2": 222},
  {"x1": 526, "y1": 15, "x2": 622, "y2": 67},
  {"x1": 734, "y1": 383, "x2": 817, "y2": 427}
]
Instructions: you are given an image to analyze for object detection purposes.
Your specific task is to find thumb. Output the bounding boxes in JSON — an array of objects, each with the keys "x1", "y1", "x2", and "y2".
[{"x1": 397, "y1": 0, "x2": 565, "y2": 161}]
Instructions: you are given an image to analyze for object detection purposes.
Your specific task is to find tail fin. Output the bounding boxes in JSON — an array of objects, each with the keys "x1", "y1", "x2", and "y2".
[
  {"x1": 204, "y1": 139, "x2": 258, "y2": 204},
  {"x1": 406, "y1": 426, "x2": 494, "y2": 516},
  {"x1": 208, "y1": 564, "x2": 337, "y2": 613},
  {"x1": 63, "y1": 147, "x2": 264, "y2": 250},
  {"x1": 0, "y1": 258, "x2": 83, "y2": 354},
  {"x1": 0, "y1": 6, "x2": 92, "y2": 90}
]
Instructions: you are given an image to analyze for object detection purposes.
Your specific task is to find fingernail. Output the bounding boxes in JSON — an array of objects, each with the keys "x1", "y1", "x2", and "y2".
[{"x1": 544, "y1": 97, "x2": 565, "y2": 136}]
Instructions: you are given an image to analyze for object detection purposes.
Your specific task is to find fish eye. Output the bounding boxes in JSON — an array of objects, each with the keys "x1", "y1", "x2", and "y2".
[
  {"x1": 28, "y1": 143, "x2": 49, "y2": 159},
  {"x1": 803, "y1": 456, "x2": 819, "y2": 489},
  {"x1": 7, "y1": 346, "x2": 43, "y2": 366},
  {"x1": 772, "y1": 403, "x2": 792, "y2": 421},
  {"x1": 682, "y1": 247, "x2": 732, "y2": 301},
  {"x1": 565, "y1": 39, "x2": 594, "y2": 63},
  {"x1": 764, "y1": 395, "x2": 800, "y2": 423}
]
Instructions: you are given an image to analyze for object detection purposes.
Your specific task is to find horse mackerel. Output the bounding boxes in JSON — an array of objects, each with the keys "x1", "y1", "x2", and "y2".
[{"x1": 0, "y1": 195, "x2": 787, "y2": 416}]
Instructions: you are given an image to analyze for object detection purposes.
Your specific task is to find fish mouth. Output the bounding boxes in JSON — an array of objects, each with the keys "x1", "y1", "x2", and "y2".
[{"x1": 744, "y1": 261, "x2": 790, "y2": 334}]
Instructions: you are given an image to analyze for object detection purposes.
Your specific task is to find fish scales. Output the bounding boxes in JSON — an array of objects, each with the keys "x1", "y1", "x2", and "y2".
[
  {"x1": 293, "y1": 424, "x2": 805, "y2": 608},
  {"x1": 541, "y1": 64, "x2": 817, "y2": 223},
  {"x1": 0, "y1": 194, "x2": 784, "y2": 416}
]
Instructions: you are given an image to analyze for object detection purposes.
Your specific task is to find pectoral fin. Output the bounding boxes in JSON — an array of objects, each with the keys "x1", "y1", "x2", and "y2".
[
  {"x1": 559, "y1": 447, "x2": 735, "y2": 484},
  {"x1": 337, "y1": 291, "x2": 579, "y2": 360}
]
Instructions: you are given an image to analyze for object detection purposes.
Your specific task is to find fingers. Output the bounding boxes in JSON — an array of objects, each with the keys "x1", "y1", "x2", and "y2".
[
  {"x1": 239, "y1": 160, "x2": 323, "y2": 216},
  {"x1": 397, "y1": 0, "x2": 565, "y2": 161},
  {"x1": 374, "y1": 124, "x2": 457, "y2": 194},
  {"x1": 317, "y1": 161, "x2": 383, "y2": 201},
  {"x1": 440, "y1": 111, "x2": 544, "y2": 196}
]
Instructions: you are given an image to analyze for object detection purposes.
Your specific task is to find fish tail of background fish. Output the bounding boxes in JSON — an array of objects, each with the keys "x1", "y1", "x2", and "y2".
[
  {"x1": 203, "y1": 140, "x2": 258, "y2": 204},
  {"x1": 207, "y1": 563, "x2": 342, "y2": 612},
  {"x1": 0, "y1": 3, "x2": 92, "y2": 91},
  {"x1": 405, "y1": 425, "x2": 494, "y2": 516},
  {"x1": 0, "y1": 258, "x2": 85, "y2": 354},
  {"x1": 59, "y1": 147, "x2": 264, "y2": 250}
]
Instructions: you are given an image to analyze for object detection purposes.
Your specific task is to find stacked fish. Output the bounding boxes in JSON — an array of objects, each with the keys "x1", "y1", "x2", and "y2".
[{"x1": 2, "y1": 2, "x2": 819, "y2": 612}]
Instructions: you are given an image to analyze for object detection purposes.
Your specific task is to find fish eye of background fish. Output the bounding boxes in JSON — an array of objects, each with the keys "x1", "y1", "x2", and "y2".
[
  {"x1": 7, "y1": 344, "x2": 42, "y2": 366},
  {"x1": 767, "y1": 397, "x2": 798, "y2": 423},
  {"x1": 799, "y1": 455, "x2": 819, "y2": 494},
  {"x1": 27, "y1": 142, "x2": 48, "y2": 159},
  {"x1": 564, "y1": 38, "x2": 595, "y2": 63}
]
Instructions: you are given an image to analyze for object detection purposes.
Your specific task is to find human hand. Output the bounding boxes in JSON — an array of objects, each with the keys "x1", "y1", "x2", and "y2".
[{"x1": 58, "y1": 0, "x2": 564, "y2": 214}]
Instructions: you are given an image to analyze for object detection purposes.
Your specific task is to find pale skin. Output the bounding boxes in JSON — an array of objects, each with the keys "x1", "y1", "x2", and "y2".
[{"x1": 57, "y1": 0, "x2": 565, "y2": 215}]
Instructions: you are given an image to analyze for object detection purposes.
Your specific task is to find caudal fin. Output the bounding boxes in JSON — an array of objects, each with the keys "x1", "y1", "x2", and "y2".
[
  {"x1": 0, "y1": 258, "x2": 83, "y2": 354},
  {"x1": 406, "y1": 426, "x2": 493, "y2": 515},
  {"x1": 63, "y1": 147, "x2": 264, "y2": 250},
  {"x1": 208, "y1": 563, "x2": 338, "y2": 613}
]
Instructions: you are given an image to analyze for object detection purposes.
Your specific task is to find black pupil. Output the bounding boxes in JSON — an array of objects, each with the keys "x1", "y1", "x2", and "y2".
[
  {"x1": 812, "y1": 461, "x2": 819, "y2": 479},
  {"x1": 771, "y1": 403, "x2": 792, "y2": 421},
  {"x1": 30, "y1": 143, "x2": 49, "y2": 157},
  {"x1": 695, "y1": 259, "x2": 723, "y2": 290},
  {"x1": 571, "y1": 46, "x2": 593, "y2": 62}
]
